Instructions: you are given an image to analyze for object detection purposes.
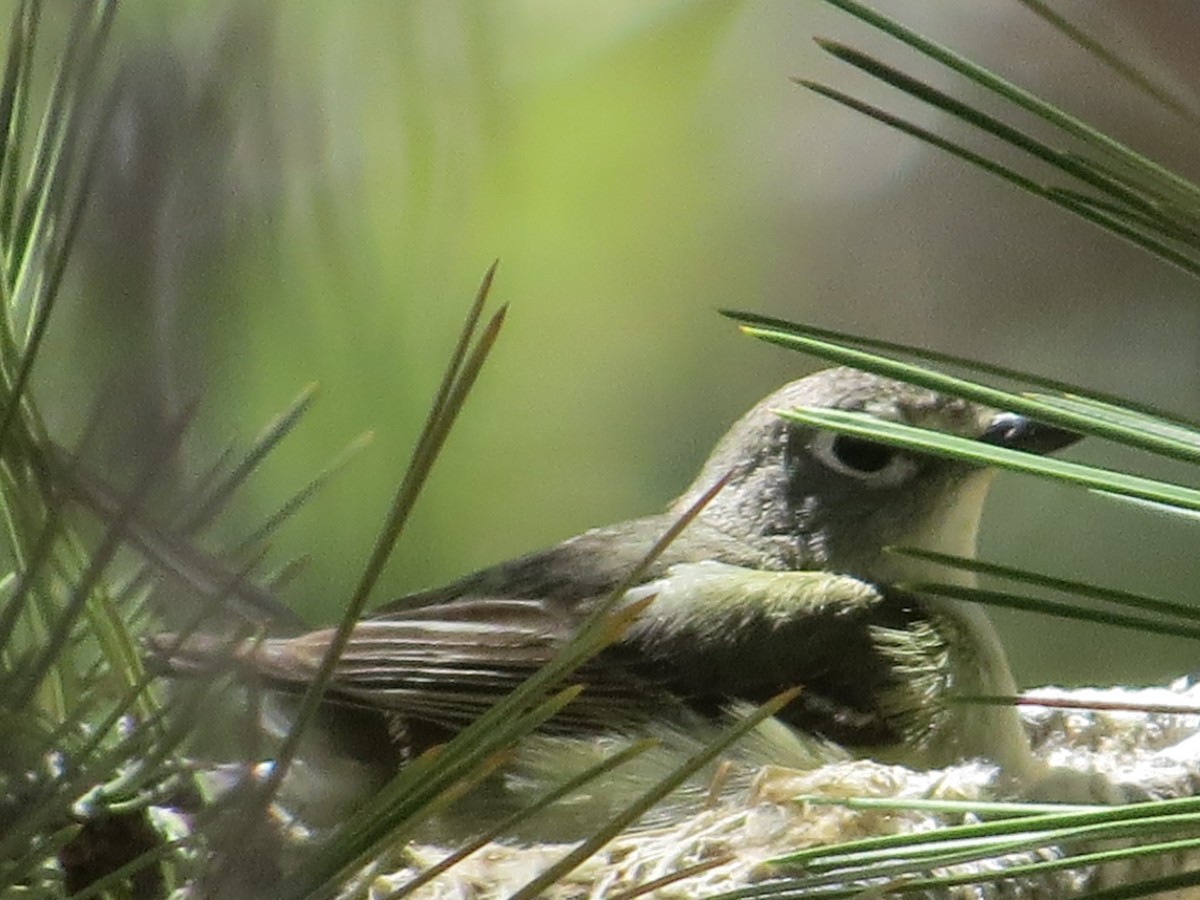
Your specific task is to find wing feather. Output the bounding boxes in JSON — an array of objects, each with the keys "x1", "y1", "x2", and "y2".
[{"x1": 156, "y1": 560, "x2": 943, "y2": 747}]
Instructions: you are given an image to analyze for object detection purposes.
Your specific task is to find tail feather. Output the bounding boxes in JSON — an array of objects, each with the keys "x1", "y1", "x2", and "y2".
[{"x1": 144, "y1": 631, "x2": 252, "y2": 676}]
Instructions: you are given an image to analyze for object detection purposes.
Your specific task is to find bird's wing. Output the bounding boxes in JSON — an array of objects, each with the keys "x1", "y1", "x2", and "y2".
[
  {"x1": 616, "y1": 561, "x2": 950, "y2": 749},
  {"x1": 175, "y1": 594, "x2": 661, "y2": 733},
  {"x1": 151, "y1": 517, "x2": 683, "y2": 733},
  {"x1": 154, "y1": 560, "x2": 947, "y2": 749}
]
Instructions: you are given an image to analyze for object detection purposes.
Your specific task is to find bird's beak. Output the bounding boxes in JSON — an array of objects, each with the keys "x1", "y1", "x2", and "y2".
[{"x1": 979, "y1": 412, "x2": 1081, "y2": 455}]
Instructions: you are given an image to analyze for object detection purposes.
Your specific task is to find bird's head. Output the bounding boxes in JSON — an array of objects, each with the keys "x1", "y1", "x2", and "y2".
[{"x1": 674, "y1": 367, "x2": 1078, "y2": 582}]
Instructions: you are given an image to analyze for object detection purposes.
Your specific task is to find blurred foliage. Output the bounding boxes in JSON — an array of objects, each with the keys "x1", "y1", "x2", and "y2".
[{"x1": 15, "y1": 0, "x2": 1200, "y2": 690}]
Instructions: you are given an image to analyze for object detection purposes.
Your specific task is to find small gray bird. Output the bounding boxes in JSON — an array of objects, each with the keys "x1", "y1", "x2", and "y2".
[{"x1": 155, "y1": 367, "x2": 1078, "y2": 803}]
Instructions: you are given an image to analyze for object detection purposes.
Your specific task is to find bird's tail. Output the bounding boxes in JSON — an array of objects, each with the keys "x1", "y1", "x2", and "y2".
[{"x1": 144, "y1": 631, "x2": 254, "y2": 677}]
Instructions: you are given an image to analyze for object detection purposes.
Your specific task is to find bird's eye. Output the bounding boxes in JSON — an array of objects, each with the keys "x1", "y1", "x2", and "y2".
[
  {"x1": 810, "y1": 432, "x2": 919, "y2": 486},
  {"x1": 831, "y1": 436, "x2": 892, "y2": 472}
]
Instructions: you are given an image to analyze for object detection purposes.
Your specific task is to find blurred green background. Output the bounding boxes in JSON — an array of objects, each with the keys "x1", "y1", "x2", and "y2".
[{"x1": 23, "y1": 1, "x2": 1200, "y2": 687}]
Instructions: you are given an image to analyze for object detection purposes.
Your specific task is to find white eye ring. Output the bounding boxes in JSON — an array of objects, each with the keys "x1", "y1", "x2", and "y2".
[{"x1": 809, "y1": 432, "x2": 919, "y2": 487}]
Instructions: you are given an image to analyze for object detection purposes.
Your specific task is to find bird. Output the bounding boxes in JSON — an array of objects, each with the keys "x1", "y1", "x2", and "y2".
[{"x1": 151, "y1": 366, "x2": 1082, "y2": 822}]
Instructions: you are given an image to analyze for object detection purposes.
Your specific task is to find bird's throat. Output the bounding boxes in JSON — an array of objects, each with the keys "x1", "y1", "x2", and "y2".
[{"x1": 871, "y1": 470, "x2": 996, "y2": 588}]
